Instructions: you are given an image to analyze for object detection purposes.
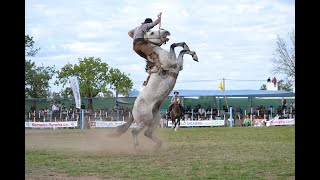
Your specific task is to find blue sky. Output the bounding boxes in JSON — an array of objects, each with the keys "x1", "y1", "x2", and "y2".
[{"x1": 25, "y1": 0, "x2": 295, "y2": 93}]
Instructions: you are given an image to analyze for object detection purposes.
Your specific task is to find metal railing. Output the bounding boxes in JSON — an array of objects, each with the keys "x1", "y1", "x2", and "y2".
[{"x1": 25, "y1": 109, "x2": 132, "y2": 122}]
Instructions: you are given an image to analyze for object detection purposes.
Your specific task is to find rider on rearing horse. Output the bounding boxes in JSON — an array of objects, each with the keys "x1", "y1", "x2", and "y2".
[
  {"x1": 128, "y1": 12, "x2": 162, "y2": 84},
  {"x1": 168, "y1": 91, "x2": 185, "y2": 116}
]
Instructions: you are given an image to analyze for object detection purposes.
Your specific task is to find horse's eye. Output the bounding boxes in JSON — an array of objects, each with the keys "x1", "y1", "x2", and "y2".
[{"x1": 150, "y1": 32, "x2": 154, "y2": 35}]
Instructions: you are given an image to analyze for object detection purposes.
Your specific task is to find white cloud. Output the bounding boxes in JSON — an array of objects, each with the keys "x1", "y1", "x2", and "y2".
[{"x1": 26, "y1": 0, "x2": 295, "y2": 92}]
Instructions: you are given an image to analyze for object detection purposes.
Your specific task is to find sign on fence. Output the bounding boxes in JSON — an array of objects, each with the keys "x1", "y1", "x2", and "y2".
[
  {"x1": 167, "y1": 120, "x2": 225, "y2": 127},
  {"x1": 266, "y1": 118, "x2": 294, "y2": 127},
  {"x1": 90, "y1": 121, "x2": 137, "y2": 128},
  {"x1": 25, "y1": 121, "x2": 78, "y2": 128}
]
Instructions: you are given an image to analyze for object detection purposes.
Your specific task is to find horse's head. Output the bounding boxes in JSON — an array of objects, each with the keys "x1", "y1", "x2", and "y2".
[{"x1": 144, "y1": 28, "x2": 170, "y2": 46}]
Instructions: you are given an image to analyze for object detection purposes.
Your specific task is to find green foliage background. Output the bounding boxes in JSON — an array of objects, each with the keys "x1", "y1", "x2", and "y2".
[{"x1": 25, "y1": 97, "x2": 295, "y2": 113}]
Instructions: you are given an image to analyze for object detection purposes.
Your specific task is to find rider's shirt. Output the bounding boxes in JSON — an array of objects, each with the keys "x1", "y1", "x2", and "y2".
[
  {"x1": 171, "y1": 96, "x2": 184, "y2": 106},
  {"x1": 129, "y1": 22, "x2": 157, "y2": 40}
]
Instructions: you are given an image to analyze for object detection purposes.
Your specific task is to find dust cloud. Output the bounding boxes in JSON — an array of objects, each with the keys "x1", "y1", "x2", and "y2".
[{"x1": 25, "y1": 128, "x2": 169, "y2": 155}]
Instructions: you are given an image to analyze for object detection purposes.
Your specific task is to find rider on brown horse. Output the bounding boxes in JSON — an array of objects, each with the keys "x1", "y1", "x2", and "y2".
[{"x1": 168, "y1": 91, "x2": 185, "y2": 116}]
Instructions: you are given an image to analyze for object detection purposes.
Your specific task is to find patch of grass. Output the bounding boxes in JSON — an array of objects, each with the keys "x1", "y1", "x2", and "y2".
[{"x1": 25, "y1": 126, "x2": 295, "y2": 179}]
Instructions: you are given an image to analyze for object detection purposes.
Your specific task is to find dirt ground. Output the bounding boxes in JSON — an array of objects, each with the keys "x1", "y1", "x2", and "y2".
[
  {"x1": 26, "y1": 172, "x2": 104, "y2": 180},
  {"x1": 25, "y1": 128, "x2": 169, "y2": 179}
]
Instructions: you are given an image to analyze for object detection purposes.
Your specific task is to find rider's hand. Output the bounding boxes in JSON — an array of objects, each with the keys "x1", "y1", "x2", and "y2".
[{"x1": 158, "y1": 12, "x2": 162, "y2": 18}]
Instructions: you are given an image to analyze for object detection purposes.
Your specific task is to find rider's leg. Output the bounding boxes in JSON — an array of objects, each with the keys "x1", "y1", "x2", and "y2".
[
  {"x1": 133, "y1": 42, "x2": 148, "y2": 59},
  {"x1": 168, "y1": 103, "x2": 173, "y2": 112},
  {"x1": 134, "y1": 42, "x2": 161, "y2": 69},
  {"x1": 133, "y1": 42, "x2": 150, "y2": 71}
]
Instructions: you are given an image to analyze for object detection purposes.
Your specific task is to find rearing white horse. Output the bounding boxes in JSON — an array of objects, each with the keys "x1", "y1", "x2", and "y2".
[{"x1": 113, "y1": 28, "x2": 198, "y2": 151}]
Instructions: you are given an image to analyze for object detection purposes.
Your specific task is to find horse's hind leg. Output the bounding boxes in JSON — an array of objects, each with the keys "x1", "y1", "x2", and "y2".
[
  {"x1": 144, "y1": 124, "x2": 162, "y2": 151},
  {"x1": 174, "y1": 118, "x2": 178, "y2": 131},
  {"x1": 171, "y1": 118, "x2": 175, "y2": 129},
  {"x1": 175, "y1": 118, "x2": 180, "y2": 131},
  {"x1": 131, "y1": 124, "x2": 146, "y2": 151}
]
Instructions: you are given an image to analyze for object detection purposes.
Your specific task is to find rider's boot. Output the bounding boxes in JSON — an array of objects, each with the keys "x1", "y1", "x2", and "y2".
[{"x1": 149, "y1": 52, "x2": 161, "y2": 69}]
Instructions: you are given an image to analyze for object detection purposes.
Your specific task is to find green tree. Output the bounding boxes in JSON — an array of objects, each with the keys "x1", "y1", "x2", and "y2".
[
  {"x1": 55, "y1": 57, "x2": 133, "y2": 110},
  {"x1": 25, "y1": 35, "x2": 56, "y2": 98},
  {"x1": 109, "y1": 68, "x2": 134, "y2": 102},
  {"x1": 59, "y1": 87, "x2": 73, "y2": 98},
  {"x1": 277, "y1": 79, "x2": 293, "y2": 92},
  {"x1": 260, "y1": 84, "x2": 267, "y2": 90},
  {"x1": 25, "y1": 35, "x2": 40, "y2": 56},
  {"x1": 271, "y1": 29, "x2": 295, "y2": 90},
  {"x1": 51, "y1": 92, "x2": 62, "y2": 99}
]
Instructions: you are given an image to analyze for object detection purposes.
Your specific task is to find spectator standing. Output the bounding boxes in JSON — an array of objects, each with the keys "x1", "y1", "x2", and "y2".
[
  {"x1": 57, "y1": 101, "x2": 62, "y2": 118},
  {"x1": 198, "y1": 106, "x2": 206, "y2": 120},
  {"x1": 272, "y1": 77, "x2": 277, "y2": 87},
  {"x1": 30, "y1": 101, "x2": 36, "y2": 118},
  {"x1": 68, "y1": 105, "x2": 74, "y2": 120},
  {"x1": 52, "y1": 102, "x2": 59, "y2": 119},
  {"x1": 185, "y1": 105, "x2": 192, "y2": 113},
  {"x1": 282, "y1": 99, "x2": 287, "y2": 109}
]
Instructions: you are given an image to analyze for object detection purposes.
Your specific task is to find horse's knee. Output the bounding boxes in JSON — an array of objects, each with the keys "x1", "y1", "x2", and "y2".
[
  {"x1": 170, "y1": 43, "x2": 176, "y2": 49},
  {"x1": 144, "y1": 129, "x2": 153, "y2": 138}
]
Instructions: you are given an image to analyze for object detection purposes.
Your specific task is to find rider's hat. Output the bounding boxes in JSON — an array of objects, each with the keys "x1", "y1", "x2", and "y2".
[
  {"x1": 174, "y1": 91, "x2": 179, "y2": 94},
  {"x1": 142, "y1": 18, "x2": 153, "y2": 24}
]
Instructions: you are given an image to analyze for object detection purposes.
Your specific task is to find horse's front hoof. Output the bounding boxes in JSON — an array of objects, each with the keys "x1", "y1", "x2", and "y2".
[{"x1": 192, "y1": 53, "x2": 198, "y2": 62}]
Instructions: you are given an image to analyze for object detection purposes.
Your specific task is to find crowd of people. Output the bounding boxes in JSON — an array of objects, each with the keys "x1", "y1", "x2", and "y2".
[
  {"x1": 25, "y1": 92, "x2": 295, "y2": 127},
  {"x1": 25, "y1": 100, "x2": 133, "y2": 122},
  {"x1": 164, "y1": 91, "x2": 295, "y2": 127}
]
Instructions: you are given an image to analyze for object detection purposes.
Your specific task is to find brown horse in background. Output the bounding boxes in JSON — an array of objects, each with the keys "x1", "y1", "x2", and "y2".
[{"x1": 170, "y1": 102, "x2": 183, "y2": 131}]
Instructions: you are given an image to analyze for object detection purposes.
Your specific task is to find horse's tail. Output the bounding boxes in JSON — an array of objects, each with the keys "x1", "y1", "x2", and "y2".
[{"x1": 112, "y1": 115, "x2": 134, "y2": 137}]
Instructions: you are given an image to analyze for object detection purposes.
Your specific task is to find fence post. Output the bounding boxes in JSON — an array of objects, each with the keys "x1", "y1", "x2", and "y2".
[
  {"x1": 230, "y1": 106, "x2": 233, "y2": 128},
  {"x1": 81, "y1": 109, "x2": 85, "y2": 129}
]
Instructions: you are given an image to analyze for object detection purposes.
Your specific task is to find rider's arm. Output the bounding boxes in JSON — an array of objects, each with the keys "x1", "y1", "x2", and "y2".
[
  {"x1": 171, "y1": 96, "x2": 175, "y2": 103},
  {"x1": 180, "y1": 96, "x2": 184, "y2": 106},
  {"x1": 154, "y1": 12, "x2": 162, "y2": 25},
  {"x1": 154, "y1": 16, "x2": 161, "y2": 25}
]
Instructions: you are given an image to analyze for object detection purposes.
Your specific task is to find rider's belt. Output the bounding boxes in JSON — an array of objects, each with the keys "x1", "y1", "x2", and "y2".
[{"x1": 133, "y1": 38, "x2": 145, "y2": 45}]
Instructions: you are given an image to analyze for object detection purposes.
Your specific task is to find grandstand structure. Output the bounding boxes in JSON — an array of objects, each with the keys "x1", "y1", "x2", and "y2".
[{"x1": 128, "y1": 89, "x2": 295, "y2": 111}]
